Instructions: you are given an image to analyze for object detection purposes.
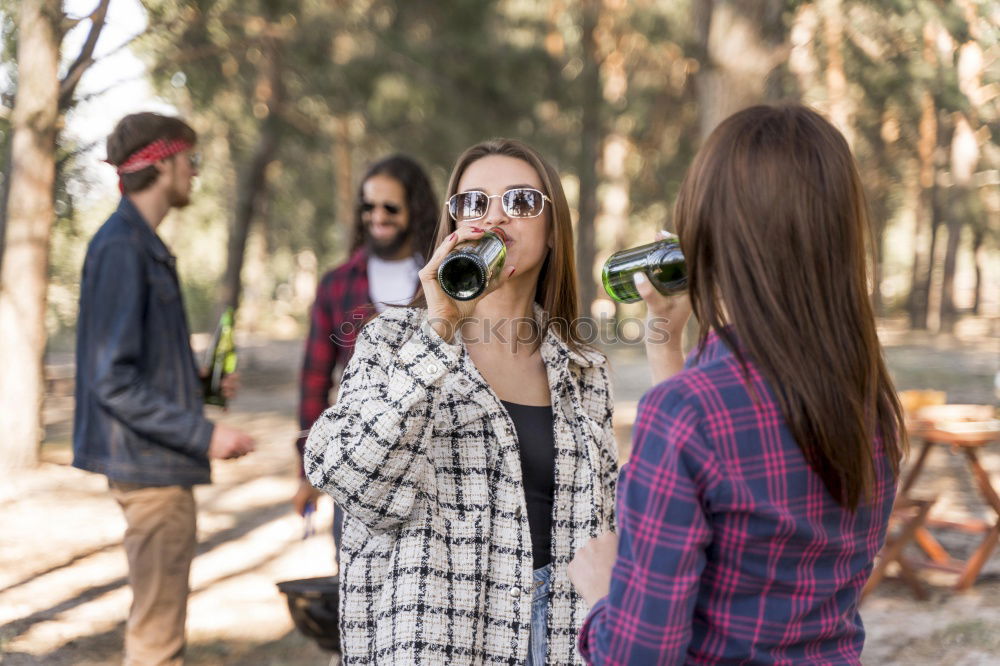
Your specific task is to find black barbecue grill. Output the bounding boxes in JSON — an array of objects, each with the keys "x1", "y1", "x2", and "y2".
[{"x1": 276, "y1": 576, "x2": 341, "y2": 654}]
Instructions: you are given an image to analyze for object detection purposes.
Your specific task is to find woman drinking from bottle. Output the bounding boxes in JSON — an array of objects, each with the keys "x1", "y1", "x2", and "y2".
[
  {"x1": 568, "y1": 104, "x2": 908, "y2": 665},
  {"x1": 305, "y1": 139, "x2": 685, "y2": 665}
]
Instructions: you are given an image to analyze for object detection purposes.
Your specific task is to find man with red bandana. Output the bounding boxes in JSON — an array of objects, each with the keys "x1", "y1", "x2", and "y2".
[{"x1": 73, "y1": 112, "x2": 255, "y2": 666}]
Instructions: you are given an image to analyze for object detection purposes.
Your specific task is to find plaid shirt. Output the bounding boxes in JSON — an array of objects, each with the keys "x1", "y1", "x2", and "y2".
[
  {"x1": 579, "y1": 330, "x2": 896, "y2": 665},
  {"x1": 297, "y1": 249, "x2": 375, "y2": 467}
]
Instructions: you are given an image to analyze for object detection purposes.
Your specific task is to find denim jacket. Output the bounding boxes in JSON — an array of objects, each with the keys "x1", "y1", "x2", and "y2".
[{"x1": 73, "y1": 197, "x2": 214, "y2": 485}]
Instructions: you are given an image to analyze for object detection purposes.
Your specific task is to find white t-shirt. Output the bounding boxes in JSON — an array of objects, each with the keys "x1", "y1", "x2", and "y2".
[{"x1": 368, "y1": 254, "x2": 421, "y2": 313}]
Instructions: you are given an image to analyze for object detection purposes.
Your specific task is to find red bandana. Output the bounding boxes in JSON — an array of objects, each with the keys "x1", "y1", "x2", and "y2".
[{"x1": 106, "y1": 138, "x2": 192, "y2": 193}]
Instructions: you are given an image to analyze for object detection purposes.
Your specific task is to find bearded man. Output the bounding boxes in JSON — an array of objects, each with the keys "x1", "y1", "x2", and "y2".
[{"x1": 291, "y1": 155, "x2": 438, "y2": 562}]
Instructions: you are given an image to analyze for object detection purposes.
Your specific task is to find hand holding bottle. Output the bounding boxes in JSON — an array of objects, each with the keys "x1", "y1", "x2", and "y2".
[
  {"x1": 219, "y1": 372, "x2": 241, "y2": 401},
  {"x1": 634, "y1": 231, "x2": 693, "y2": 385},
  {"x1": 602, "y1": 231, "x2": 687, "y2": 303},
  {"x1": 418, "y1": 226, "x2": 516, "y2": 343}
]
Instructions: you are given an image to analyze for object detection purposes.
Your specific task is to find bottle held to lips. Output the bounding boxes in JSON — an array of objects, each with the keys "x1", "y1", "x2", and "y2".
[
  {"x1": 602, "y1": 234, "x2": 687, "y2": 304},
  {"x1": 437, "y1": 228, "x2": 508, "y2": 301}
]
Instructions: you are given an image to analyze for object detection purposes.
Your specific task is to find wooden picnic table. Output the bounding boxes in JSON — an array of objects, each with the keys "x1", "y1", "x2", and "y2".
[{"x1": 899, "y1": 405, "x2": 1000, "y2": 591}]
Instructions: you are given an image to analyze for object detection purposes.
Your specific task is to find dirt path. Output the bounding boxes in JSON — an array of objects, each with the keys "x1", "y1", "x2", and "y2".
[
  {"x1": 1, "y1": 346, "x2": 334, "y2": 665},
  {"x1": 2, "y1": 325, "x2": 998, "y2": 665}
]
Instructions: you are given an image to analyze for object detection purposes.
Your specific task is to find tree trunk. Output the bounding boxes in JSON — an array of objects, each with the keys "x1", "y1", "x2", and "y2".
[
  {"x1": 0, "y1": 0, "x2": 60, "y2": 470},
  {"x1": 937, "y1": 197, "x2": 963, "y2": 334},
  {"x1": 971, "y1": 226, "x2": 983, "y2": 316},
  {"x1": 907, "y1": 92, "x2": 937, "y2": 330},
  {"x1": 694, "y1": 0, "x2": 788, "y2": 141},
  {"x1": 819, "y1": 0, "x2": 852, "y2": 145},
  {"x1": 333, "y1": 114, "x2": 354, "y2": 258},
  {"x1": 221, "y1": 128, "x2": 279, "y2": 312},
  {"x1": 0, "y1": 137, "x2": 13, "y2": 276},
  {"x1": 575, "y1": 0, "x2": 601, "y2": 317},
  {"x1": 220, "y1": 38, "x2": 283, "y2": 312},
  {"x1": 921, "y1": 187, "x2": 944, "y2": 329},
  {"x1": 939, "y1": 115, "x2": 980, "y2": 333}
]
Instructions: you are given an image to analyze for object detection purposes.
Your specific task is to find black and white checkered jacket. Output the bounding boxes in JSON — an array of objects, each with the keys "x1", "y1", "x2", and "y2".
[{"x1": 305, "y1": 306, "x2": 618, "y2": 664}]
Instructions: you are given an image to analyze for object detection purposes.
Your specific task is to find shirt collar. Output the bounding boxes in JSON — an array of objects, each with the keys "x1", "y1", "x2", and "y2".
[
  {"x1": 367, "y1": 253, "x2": 420, "y2": 270},
  {"x1": 117, "y1": 196, "x2": 174, "y2": 265},
  {"x1": 686, "y1": 325, "x2": 738, "y2": 369},
  {"x1": 349, "y1": 247, "x2": 423, "y2": 273}
]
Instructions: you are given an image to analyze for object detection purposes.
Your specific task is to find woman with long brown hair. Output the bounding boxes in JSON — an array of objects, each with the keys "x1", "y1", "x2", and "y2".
[
  {"x1": 306, "y1": 139, "x2": 682, "y2": 664},
  {"x1": 569, "y1": 104, "x2": 907, "y2": 664}
]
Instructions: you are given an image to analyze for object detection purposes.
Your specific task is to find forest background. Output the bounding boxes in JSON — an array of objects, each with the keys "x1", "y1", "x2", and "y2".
[{"x1": 0, "y1": 0, "x2": 997, "y2": 470}]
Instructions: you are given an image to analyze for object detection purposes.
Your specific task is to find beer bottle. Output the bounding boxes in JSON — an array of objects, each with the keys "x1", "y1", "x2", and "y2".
[
  {"x1": 602, "y1": 235, "x2": 687, "y2": 304},
  {"x1": 203, "y1": 307, "x2": 237, "y2": 407},
  {"x1": 437, "y1": 229, "x2": 508, "y2": 301}
]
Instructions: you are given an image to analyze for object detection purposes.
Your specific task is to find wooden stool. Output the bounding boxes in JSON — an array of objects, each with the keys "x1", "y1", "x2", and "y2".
[{"x1": 862, "y1": 496, "x2": 936, "y2": 601}]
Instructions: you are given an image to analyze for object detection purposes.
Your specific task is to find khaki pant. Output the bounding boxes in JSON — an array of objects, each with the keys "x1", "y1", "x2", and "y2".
[{"x1": 110, "y1": 482, "x2": 197, "y2": 666}]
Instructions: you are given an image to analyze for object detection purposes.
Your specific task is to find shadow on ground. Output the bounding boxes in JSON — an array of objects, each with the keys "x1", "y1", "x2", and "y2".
[
  {"x1": 2, "y1": 327, "x2": 997, "y2": 665},
  {"x1": 1, "y1": 629, "x2": 331, "y2": 666}
]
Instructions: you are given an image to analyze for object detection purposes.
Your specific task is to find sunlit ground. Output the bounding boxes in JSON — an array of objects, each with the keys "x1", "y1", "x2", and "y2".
[{"x1": 1, "y1": 343, "x2": 335, "y2": 665}]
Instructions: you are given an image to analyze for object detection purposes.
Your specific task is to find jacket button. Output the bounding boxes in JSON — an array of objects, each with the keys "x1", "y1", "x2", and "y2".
[
  {"x1": 426, "y1": 362, "x2": 440, "y2": 374},
  {"x1": 509, "y1": 586, "x2": 521, "y2": 597},
  {"x1": 514, "y1": 506, "x2": 523, "y2": 520}
]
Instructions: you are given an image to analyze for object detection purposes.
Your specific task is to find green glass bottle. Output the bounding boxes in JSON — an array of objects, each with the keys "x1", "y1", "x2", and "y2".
[
  {"x1": 437, "y1": 228, "x2": 508, "y2": 301},
  {"x1": 203, "y1": 307, "x2": 237, "y2": 407},
  {"x1": 602, "y1": 235, "x2": 687, "y2": 304}
]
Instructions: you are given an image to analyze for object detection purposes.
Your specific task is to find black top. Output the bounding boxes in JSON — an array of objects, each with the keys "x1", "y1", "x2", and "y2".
[{"x1": 501, "y1": 400, "x2": 556, "y2": 570}]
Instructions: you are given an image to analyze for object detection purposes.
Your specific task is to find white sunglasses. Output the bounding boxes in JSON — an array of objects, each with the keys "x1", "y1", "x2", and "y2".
[{"x1": 447, "y1": 188, "x2": 551, "y2": 222}]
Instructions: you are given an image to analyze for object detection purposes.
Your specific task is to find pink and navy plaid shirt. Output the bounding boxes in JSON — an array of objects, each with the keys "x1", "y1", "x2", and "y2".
[
  {"x1": 579, "y1": 330, "x2": 897, "y2": 665},
  {"x1": 296, "y1": 249, "x2": 373, "y2": 469}
]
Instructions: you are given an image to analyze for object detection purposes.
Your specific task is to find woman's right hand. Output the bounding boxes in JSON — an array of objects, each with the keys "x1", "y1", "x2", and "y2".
[
  {"x1": 418, "y1": 226, "x2": 516, "y2": 343},
  {"x1": 636, "y1": 273, "x2": 691, "y2": 385},
  {"x1": 293, "y1": 478, "x2": 321, "y2": 517},
  {"x1": 636, "y1": 231, "x2": 693, "y2": 385}
]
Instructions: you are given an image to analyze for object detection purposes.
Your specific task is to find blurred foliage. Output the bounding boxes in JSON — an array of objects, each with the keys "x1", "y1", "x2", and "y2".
[{"x1": 1, "y1": 0, "x2": 995, "y2": 345}]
